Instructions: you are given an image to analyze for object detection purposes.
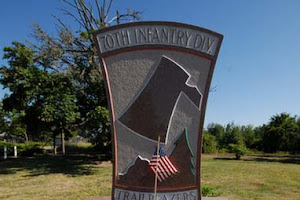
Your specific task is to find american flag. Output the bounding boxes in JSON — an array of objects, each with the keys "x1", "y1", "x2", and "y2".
[{"x1": 149, "y1": 147, "x2": 178, "y2": 182}]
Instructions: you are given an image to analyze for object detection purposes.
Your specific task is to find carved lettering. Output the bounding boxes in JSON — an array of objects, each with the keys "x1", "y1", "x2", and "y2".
[
  {"x1": 138, "y1": 28, "x2": 147, "y2": 43},
  {"x1": 170, "y1": 194, "x2": 176, "y2": 200},
  {"x1": 146, "y1": 28, "x2": 152, "y2": 43},
  {"x1": 189, "y1": 191, "x2": 197, "y2": 200},
  {"x1": 117, "y1": 190, "x2": 122, "y2": 200},
  {"x1": 185, "y1": 31, "x2": 192, "y2": 46},
  {"x1": 99, "y1": 36, "x2": 107, "y2": 50},
  {"x1": 134, "y1": 29, "x2": 138, "y2": 43},
  {"x1": 207, "y1": 38, "x2": 215, "y2": 54},
  {"x1": 131, "y1": 193, "x2": 137, "y2": 200},
  {"x1": 124, "y1": 192, "x2": 130, "y2": 200},
  {"x1": 194, "y1": 34, "x2": 204, "y2": 48},
  {"x1": 202, "y1": 36, "x2": 208, "y2": 51},
  {"x1": 97, "y1": 25, "x2": 218, "y2": 56},
  {"x1": 152, "y1": 28, "x2": 160, "y2": 43},
  {"x1": 177, "y1": 30, "x2": 185, "y2": 45},
  {"x1": 161, "y1": 28, "x2": 169, "y2": 43},
  {"x1": 183, "y1": 193, "x2": 189, "y2": 200},
  {"x1": 139, "y1": 193, "x2": 145, "y2": 200},
  {"x1": 121, "y1": 30, "x2": 131, "y2": 45},
  {"x1": 177, "y1": 193, "x2": 182, "y2": 200},
  {"x1": 114, "y1": 189, "x2": 199, "y2": 200},
  {"x1": 170, "y1": 29, "x2": 176, "y2": 43},
  {"x1": 105, "y1": 34, "x2": 115, "y2": 49},
  {"x1": 149, "y1": 194, "x2": 154, "y2": 200},
  {"x1": 113, "y1": 32, "x2": 121, "y2": 47}
]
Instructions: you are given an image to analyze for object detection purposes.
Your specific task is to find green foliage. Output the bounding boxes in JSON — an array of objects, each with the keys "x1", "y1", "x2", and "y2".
[
  {"x1": 0, "y1": 102, "x2": 9, "y2": 134},
  {"x1": 6, "y1": 110, "x2": 28, "y2": 141},
  {"x1": 39, "y1": 73, "x2": 80, "y2": 133},
  {"x1": 202, "y1": 131, "x2": 218, "y2": 153},
  {"x1": 205, "y1": 115, "x2": 300, "y2": 154},
  {"x1": 262, "y1": 113, "x2": 299, "y2": 153},
  {"x1": 0, "y1": 141, "x2": 44, "y2": 157},
  {"x1": 223, "y1": 123, "x2": 244, "y2": 147},
  {"x1": 17, "y1": 142, "x2": 45, "y2": 156},
  {"x1": 201, "y1": 185, "x2": 220, "y2": 197},
  {"x1": 0, "y1": 1, "x2": 140, "y2": 156},
  {"x1": 206, "y1": 122, "x2": 245, "y2": 149},
  {"x1": 228, "y1": 144, "x2": 248, "y2": 160},
  {"x1": 1, "y1": 42, "x2": 79, "y2": 142},
  {"x1": 81, "y1": 106, "x2": 111, "y2": 156},
  {"x1": 240, "y1": 125, "x2": 255, "y2": 147},
  {"x1": 207, "y1": 123, "x2": 224, "y2": 147}
]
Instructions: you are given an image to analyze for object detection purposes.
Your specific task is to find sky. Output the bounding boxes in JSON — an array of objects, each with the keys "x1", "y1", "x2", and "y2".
[{"x1": 0, "y1": 0, "x2": 300, "y2": 127}]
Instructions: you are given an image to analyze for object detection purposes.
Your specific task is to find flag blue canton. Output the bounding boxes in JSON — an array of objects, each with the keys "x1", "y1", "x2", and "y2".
[{"x1": 149, "y1": 147, "x2": 178, "y2": 182}]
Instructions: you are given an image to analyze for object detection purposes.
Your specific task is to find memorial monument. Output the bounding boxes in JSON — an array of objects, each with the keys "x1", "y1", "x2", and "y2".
[{"x1": 93, "y1": 21, "x2": 224, "y2": 200}]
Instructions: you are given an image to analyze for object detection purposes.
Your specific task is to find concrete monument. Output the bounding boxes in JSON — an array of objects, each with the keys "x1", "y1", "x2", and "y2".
[{"x1": 93, "y1": 21, "x2": 223, "y2": 200}]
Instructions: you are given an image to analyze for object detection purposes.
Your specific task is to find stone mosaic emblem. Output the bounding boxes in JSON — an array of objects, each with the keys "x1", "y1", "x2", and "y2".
[{"x1": 93, "y1": 21, "x2": 223, "y2": 200}]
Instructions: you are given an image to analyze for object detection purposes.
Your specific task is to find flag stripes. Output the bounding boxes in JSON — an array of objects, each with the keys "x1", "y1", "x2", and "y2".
[{"x1": 149, "y1": 147, "x2": 178, "y2": 182}]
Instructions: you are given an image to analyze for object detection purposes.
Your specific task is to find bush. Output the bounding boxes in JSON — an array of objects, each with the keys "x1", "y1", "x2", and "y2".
[
  {"x1": 229, "y1": 144, "x2": 248, "y2": 160},
  {"x1": 202, "y1": 131, "x2": 218, "y2": 153},
  {"x1": 202, "y1": 185, "x2": 220, "y2": 197},
  {"x1": 18, "y1": 142, "x2": 45, "y2": 156},
  {"x1": 0, "y1": 141, "x2": 14, "y2": 155},
  {"x1": 0, "y1": 141, "x2": 45, "y2": 157}
]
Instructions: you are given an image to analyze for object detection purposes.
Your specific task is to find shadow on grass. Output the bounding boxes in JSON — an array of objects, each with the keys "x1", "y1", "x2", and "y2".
[
  {"x1": 214, "y1": 155, "x2": 300, "y2": 164},
  {"x1": 0, "y1": 153, "x2": 109, "y2": 177}
]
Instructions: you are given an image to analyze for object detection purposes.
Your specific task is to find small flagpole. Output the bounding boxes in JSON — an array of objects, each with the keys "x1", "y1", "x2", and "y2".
[{"x1": 154, "y1": 135, "x2": 160, "y2": 200}]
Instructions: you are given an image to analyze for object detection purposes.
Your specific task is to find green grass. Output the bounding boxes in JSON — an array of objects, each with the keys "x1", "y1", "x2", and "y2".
[
  {"x1": 201, "y1": 154, "x2": 300, "y2": 200},
  {"x1": 0, "y1": 152, "x2": 299, "y2": 200},
  {"x1": 0, "y1": 154, "x2": 112, "y2": 200}
]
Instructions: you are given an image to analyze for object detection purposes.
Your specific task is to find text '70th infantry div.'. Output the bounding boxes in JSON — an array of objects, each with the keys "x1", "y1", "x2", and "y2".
[{"x1": 97, "y1": 26, "x2": 217, "y2": 56}]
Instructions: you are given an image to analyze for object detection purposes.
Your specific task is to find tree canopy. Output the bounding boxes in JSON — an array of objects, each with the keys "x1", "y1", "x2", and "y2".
[
  {"x1": 0, "y1": 0, "x2": 141, "y2": 155},
  {"x1": 204, "y1": 113, "x2": 300, "y2": 154}
]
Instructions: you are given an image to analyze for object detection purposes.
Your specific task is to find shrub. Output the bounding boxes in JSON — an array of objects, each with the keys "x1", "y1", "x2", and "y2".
[
  {"x1": 0, "y1": 141, "x2": 14, "y2": 155},
  {"x1": 17, "y1": 142, "x2": 45, "y2": 156},
  {"x1": 0, "y1": 141, "x2": 45, "y2": 157},
  {"x1": 202, "y1": 185, "x2": 220, "y2": 197},
  {"x1": 229, "y1": 144, "x2": 248, "y2": 160},
  {"x1": 202, "y1": 131, "x2": 218, "y2": 153}
]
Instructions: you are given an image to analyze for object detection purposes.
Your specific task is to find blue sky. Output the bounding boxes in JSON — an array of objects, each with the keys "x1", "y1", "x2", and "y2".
[{"x1": 1, "y1": 0, "x2": 300, "y2": 127}]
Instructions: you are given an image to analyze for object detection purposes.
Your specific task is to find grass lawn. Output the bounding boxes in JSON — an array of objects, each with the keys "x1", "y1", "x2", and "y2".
[
  {"x1": 0, "y1": 151, "x2": 299, "y2": 200},
  {"x1": 201, "y1": 154, "x2": 300, "y2": 200}
]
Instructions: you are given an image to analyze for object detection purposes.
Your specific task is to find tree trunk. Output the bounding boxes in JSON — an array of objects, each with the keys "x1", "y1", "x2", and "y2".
[
  {"x1": 24, "y1": 132, "x2": 29, "y2": 142},
  {"x1": 53, "y1": 134, "x2": 57, "y2": 155},
  {"x1": 61, "y1": 130, "x2": 65, "y2": 155}
]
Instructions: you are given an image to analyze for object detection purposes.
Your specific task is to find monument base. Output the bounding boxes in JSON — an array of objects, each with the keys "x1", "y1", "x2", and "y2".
[{"x1": 83, "y1": 196, "x2": 228, "y2": 200}]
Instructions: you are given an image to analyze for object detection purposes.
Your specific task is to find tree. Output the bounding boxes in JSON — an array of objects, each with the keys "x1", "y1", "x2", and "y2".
[
  {"x1": 80, "y1": 106, "x2": 111, "y2": 155},
  {"x1": 262, "y1": 113, "x2": 298, "y2": 153},
  {"x1": 28, "y1": 0, "x2": 141, "y2": 155},
  {"x1": 0, "y1": 42, "x2": 42, "y2": 141},
  {"x1": 39, "y1": 73, "x2": 79, "y2": 154},
  {"x1": 202, "y1": 130, "x2": 217, "y2": 153},
  {"x1": 221, "y1": 122, "x2": 243, "y2": 148},
  {"x1": 240, "y1": 125, "x2": 258, "y2": 149},
  {"x1": 6, "y1": 110, "x2": 28, "y2": 141},
  {"x1": 295, "y1": 117, "x2": 300, "y2": 153},
  {"x1": 0, "y1": 42, "x2": 79, "y2": 154},
  {"x1": 206, "y1": 123, "x2": 224, "y2": 148},
  {"x1": 0, "y1": 102, "x2": 9, "y2": 134},
  {"x1": 228, "y1": 144, "x2": 248, "y2": 160}
]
